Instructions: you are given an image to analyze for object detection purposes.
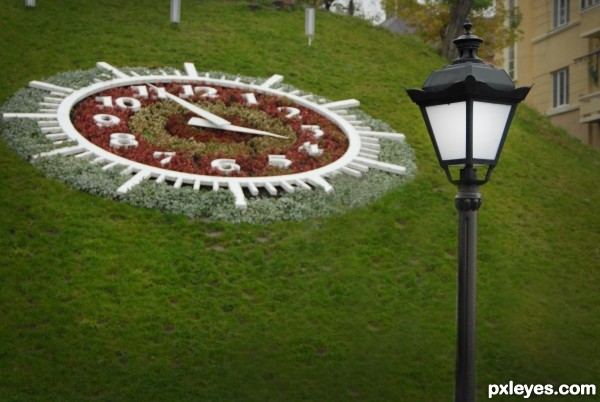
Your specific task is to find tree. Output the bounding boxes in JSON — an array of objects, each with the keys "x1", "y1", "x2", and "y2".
[
  {"x1": 323, "y1": 0, "x2": 335, "y2": 10},
  {"x1": 442, "y1": 0, "x2": 475, "y2": 60},
  {"x1": 393, "y1": 0, "x2": 522, "y2": 63}
]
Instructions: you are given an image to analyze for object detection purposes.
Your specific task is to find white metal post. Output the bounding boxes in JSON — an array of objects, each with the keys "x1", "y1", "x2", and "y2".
[
  {"x1": 170, "y1": 0, "x2": 181, "y2": 24},
  {"x1": 305, "y1": 8, "x2": 315, "y2": 46}
]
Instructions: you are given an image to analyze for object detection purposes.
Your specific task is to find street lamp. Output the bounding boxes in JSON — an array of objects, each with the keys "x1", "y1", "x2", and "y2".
[{"x1": 406, "y1": 20, "x2": 530, "y2": 402}]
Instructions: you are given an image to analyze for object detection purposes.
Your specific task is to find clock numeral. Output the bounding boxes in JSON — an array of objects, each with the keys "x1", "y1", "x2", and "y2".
[
  {"x1": 153, "y1": 151, "x2": 176, "y2": 166},
  {"x1": 211, "y1": 158, "x2": 241, "y2": 174},
  {"x1": 278, "y1": 106, "x2": 301, "y2": 119},
  {"x1": 95, "y1": 96, "x2": 113, "y2": 108},
  {"x1": 298, "y1": 141, "x2": 323, "y2": 156},
  {"x1": 242, "y1": 92, "x2": 258, "y2": 106},
  {"x1": 179, "y1": 85, "x2": 195, "y2": 99},
  {"x1": 177, "y1": 85, "x2": 221, "y2": 99},
  {"x1": 94, "y1": 113, "x2": 120, "y2": 127},
  {"x1": 149, "y1": 85, "x2": 167, "y2": 99},
  {"x1": 194, "y1": 86, "x2": 218, "y2": 99},
  {"x1": 302, "y1": 125, "x2": 324, "y2": 139},
  {"x1": 94, "y1": 96, "x2": 141, "y2": 111},
  {"x1": 115, "y1": 97, "x2": 141, "y2": 112},
  {"x1": 109, "y1": 133, "x2": 138, "y2": 149},
  {"x1": 132, "y1": 85, "x2": 149, "y2": 99},
  {"x1": 268, "y1": 154, "x2": 292, "y2": 169}
]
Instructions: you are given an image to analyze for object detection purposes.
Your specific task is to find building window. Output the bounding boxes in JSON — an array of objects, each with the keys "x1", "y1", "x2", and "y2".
[
  {"x1": 581, "y1": 0, "x2": 600, "y2": 10},
  {"x1": 507, "y1": 45, "x2": 516, "y2": 79},
  {"x1": 506, "y1": 0, "x2": 516, "y2": 79},
  {"x1": 553, "y1": 0, "x2": 569, "y2": 28},
  {"x1": 553, "y1": 68, "x2": 569, "y2": 108}
]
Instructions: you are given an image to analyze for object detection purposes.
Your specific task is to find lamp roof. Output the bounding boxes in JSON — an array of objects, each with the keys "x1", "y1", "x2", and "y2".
[{"x1": 421, "y1": 20, "x2": 516, "y2": 92}]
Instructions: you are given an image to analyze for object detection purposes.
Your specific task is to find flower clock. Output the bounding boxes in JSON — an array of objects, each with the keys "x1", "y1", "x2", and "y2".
[{"x1": 1, "y1": 62, "x2": 415, "y2": 222}]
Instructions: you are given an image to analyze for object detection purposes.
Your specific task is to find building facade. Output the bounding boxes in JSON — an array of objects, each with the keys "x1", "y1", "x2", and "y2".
[{"x1": 504, "y1": 0, "x2": 600, "y2": 149}]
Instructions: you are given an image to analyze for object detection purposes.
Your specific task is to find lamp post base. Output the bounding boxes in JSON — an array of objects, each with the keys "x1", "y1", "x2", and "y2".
[{"x1": 454, "y1": 181, "x2": 481, "y2": 402}]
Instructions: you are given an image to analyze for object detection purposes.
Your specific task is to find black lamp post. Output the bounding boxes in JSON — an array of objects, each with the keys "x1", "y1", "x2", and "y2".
[{"x1": 406, "y1": 21, "x2": 530, "y2": 402}]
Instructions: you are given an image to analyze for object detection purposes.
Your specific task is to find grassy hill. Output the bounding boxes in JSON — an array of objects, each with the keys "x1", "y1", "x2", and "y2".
[{"x1": 0, "y1": 1, "x2": 598, "y2": 401}]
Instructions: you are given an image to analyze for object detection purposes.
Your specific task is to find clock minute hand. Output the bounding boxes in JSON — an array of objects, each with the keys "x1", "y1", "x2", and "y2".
[
  {"x1": 188, "y1": 117, "x2": 288, "y2": 139},
  {"x1": 147, "y1": 83, "x2": 230, "y2": 127}
]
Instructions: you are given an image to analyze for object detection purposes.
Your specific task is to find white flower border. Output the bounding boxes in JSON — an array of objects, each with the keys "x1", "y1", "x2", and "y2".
[{"x1": 0, "y1": 67, "x2": 417, "y2": 224}]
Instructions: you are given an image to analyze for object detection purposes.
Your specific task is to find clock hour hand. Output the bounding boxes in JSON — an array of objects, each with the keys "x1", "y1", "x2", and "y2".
[
  {"x1": 147, "y1": 83, "x2": 230, "y2": 127},
  {"x1": 188, "y1": 117, "x2": 288, "y2": 139}
]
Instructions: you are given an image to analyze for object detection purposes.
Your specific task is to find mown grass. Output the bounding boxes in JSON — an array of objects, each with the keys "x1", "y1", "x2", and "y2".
[{"x1": 0, "y1": 1, "x2": 599, "y2": 401}]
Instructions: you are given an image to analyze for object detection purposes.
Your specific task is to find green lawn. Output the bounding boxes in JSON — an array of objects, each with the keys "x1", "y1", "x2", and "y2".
[{"x1": 1, "y1": 1, "x2": 599, "y2": 401}]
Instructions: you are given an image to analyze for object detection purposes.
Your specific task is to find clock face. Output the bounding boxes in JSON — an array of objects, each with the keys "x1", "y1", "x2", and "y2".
[
  {"x1": 71, "y1": 77, "x2": 349, "y2": 179},
  {"x1": 2, "y1": 62, "x2": 409, "y2": 211}
]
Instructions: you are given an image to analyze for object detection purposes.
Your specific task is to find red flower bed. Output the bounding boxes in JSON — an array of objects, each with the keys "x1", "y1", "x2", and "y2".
[{"x1": 71, "y1": 83, "x2": 349, "y2": 176}]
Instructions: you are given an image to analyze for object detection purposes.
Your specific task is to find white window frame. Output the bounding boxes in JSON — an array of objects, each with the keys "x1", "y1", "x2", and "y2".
[
  {"x1": 553, "y1": 0, "x2": 570, "y2": 28},
  {"x1": 506, "y1": 45, "x2": 516, "y2": 79},
  {"x1": 552, "y1": 68, "x2": 569, "y2": 108},
  {"x1": 581, "y1": 0, "x2": 600, "y2": 10},
  {"x1": 506, "y1": 0, "x2": 517, "y2": 79}
]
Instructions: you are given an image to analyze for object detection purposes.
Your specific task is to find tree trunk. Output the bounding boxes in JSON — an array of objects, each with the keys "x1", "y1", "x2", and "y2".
[{"x1": 442, "y1": 0, "x2": 475, "y2": 60}]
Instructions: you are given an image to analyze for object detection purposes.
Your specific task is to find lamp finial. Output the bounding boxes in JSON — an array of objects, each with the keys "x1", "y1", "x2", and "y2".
[
  {"x1": 452, "y1": 19, "x2": 483, "y2": 64},
  {"x1": 463, "y1": 19, "x2": 473, "y2": 35}
]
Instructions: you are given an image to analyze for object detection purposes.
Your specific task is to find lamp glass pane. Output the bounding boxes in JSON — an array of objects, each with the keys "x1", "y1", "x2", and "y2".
[
  {"x1": 425, "y1": 101, "x2": 466, "y2": 161},
  {"x1": 472, "y1": 101, "x2": 512, "y2": 161}
]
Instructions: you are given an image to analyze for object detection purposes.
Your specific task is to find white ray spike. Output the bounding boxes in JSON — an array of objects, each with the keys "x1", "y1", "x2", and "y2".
[
  {"x1": 359, "y1": 154, "x2": 378, "y2": 161},
  {"x1": 102, "y1": 161, "x2": 120, "y2": 171},
  {"x1": 264, "y1": 182, "x2": 277, "y2": 195},
  {"x1": 341, "y1": 167, "x2": 362, "y2": 177},
  {"x1": 184, "y1": 62, "x2": 198, "y2": 77},
  {"x1": 246, "y1": 182, "x2": 259, "y2": 196},
  {"x1": 322, "y1": 99, "x2": 360, "y2": 110},
  {"x1": 38, "y1": 120, "x2": 59, "y2": 127},
  {"x1": 43, "y1": 97, "x2": 63, "y2": 104},
  {"x1": 229, "y1": 182, "x2": 247, "y2": 210},
  {"x1": 90, "y1": 156, "x2": 106, "y2": 165},
  {"x1": 360, "y1": 137, "x2": 379, "y2": 144},
  {"x1": 193, "y1": 178, "x2": 202, "y2": 191},
  {"x1": 40, "y1": 126, "x2": 62, "y2": 133},
  {"x1": 29, "y1": 81, "x2": 74, "y2": 94},
  {"x1": 97, "y1": 62, "x2": 129, "y2": 79},
  {"x1": 45, "y1": 133, "x2": 69, "y2": 141},
  {"x1": 75, "y1": 151, "x2": 94, "y2": 159},
  {"x1": 279, "y1": 181, "x2": 295, "y2": 193},
  {"x1": 34, "y1": 145, "x2": 86, "y2": 158},
  {"x1": 260, "y1": 74, "x2": 284, "y2": 88},
  {"x1": 116, "y1": 170, "x2": 151, "y2": 195},
  {"x1": 354, "y1": 157, "x2": 406, "y2": 175},
  {"x1": 307, "y1": 176, "x2": 333, "y2": 193},
  {"x1": 359, "y1": 131, "x2": 406, "y2": 142},
  {"x1": 2, "y1": 113, "x2": 57, "y2": 119},
  {"x1": 294, "y1": 179, "x2": 312, "y2": 190},
  {"x1": 347, "y1": 162, "x2": 369, "y2": 172},
  {"x1": 361, "y1": 142, "x2": 381, "y2": 151}
]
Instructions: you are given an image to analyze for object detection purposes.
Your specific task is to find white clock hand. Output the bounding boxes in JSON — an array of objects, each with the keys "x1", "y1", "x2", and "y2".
[
  {"x1": 188, "y1": 117, "x2": 288, "y2": 139},
  {"x1": 147, "y1": 83, "x2": 230, "y2": 127}
]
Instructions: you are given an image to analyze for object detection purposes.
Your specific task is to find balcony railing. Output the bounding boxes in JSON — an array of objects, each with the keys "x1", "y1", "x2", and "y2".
[{"x1": 580, "y1": 91, "x2": 600, "y2": 123}]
